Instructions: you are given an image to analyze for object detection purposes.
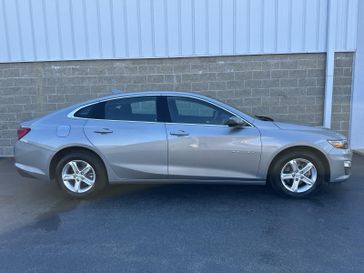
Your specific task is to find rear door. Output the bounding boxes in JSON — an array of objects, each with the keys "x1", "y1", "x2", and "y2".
[
  {"x1": 80, "y1": 96, "x2": 168, "y2": 179},
  {"x1": 165, "y1": 96, "x2": 261, "y2": 180}
]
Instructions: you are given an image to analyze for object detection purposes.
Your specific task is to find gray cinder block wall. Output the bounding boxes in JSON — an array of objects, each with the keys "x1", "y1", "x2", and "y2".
[
  {"x1": 0, "y1": 53, "x2": 353, "y2": 156},
  {"x1": 332, "y1": 53, "x2": 354, "y2": 136}
]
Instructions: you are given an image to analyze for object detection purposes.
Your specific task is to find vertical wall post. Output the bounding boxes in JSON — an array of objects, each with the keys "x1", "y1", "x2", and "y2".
[
  {"x1": 349, "y1": 0, "x2": 364, "y2": 150},
  {"x1": 323, "y1": 0, "x2": 336, "y2": 128}
]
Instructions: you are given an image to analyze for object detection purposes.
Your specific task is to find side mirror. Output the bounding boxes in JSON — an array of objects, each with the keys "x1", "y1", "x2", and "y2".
[{"x1": 226, "y1": 116, "x2": 246, "y2": 128}]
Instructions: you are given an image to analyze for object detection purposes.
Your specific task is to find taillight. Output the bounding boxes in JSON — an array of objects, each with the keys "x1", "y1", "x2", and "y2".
[{"x1": 17, "y1": 127, "x2": 31, "y2": 140}]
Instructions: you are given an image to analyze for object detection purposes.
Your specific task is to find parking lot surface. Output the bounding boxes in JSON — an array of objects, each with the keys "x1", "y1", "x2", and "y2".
[{"x1": 0, "y1": 155, "x2": 363, "y2": 273}]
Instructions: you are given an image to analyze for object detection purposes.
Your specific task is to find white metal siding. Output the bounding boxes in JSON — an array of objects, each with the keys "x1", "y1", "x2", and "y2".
[{"x1": 0, "y1": 0, "x2": 358, "y2": 63}]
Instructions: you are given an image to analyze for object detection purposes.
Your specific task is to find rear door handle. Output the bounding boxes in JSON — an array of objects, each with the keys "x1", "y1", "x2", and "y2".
[
  {"x1": 94, "y1": 128, "x2": 113, "y2": 134},
  {"x1": 170, "y1": 130, "x2": 189, "y2": 137}
]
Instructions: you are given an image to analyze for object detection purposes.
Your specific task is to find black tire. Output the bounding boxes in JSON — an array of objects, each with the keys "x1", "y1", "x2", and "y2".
[
  {"x1": 55, "y1": 151, "x2": 108, "y2": 199},
  {"x1": 269, "y1": 150, "x2": 325, "y2": 198}
]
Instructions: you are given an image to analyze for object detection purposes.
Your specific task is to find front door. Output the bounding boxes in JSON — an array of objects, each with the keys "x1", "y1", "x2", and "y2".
[{"x1": 165, "y1": 96, "x2": 261, "y2": 180}]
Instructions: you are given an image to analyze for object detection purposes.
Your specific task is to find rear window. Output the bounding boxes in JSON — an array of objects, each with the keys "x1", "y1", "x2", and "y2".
[{"x1": 74, "y1": 96, "x2": 158, "y2": 122}]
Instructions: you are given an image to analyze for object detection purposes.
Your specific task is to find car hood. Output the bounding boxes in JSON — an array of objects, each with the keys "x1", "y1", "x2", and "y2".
[{"x1": 273, "y1": 121, "x2": 345, "y2": 139}]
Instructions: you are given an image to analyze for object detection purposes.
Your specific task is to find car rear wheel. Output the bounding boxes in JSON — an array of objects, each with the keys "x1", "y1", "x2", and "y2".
[
  {"x1": 269, "y1": 151, "x2": 325, "y2": 198},
  {"x1": 55, "y1": 152, "x2": 108, "y2": 198}
]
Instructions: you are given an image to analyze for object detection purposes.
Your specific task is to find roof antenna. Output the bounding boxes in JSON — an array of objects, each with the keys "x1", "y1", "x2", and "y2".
[{"x1": 111, "y1": 89, "x2": 124, "y2": 95}]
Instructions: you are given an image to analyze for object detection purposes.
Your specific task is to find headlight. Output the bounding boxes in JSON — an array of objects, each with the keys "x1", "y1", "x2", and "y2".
[{"x1": 328, "y1": 139, "x2": 348, "y2": 149}]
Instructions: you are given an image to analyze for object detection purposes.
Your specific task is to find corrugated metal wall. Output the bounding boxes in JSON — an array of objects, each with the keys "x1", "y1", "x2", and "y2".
[{"x1": 0, "y1": 0, "x2": 358, "y2": 63}]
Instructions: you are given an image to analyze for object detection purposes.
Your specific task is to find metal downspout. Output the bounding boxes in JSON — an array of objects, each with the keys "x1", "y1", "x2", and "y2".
[{"x1": 323, "y1": 0, "x2": 337, "y2": 128}]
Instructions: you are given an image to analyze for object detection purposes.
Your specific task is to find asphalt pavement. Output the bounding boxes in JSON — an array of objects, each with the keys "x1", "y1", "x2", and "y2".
[{"x1": 0, "y1": 155, "x2": 363, "y2": 273}]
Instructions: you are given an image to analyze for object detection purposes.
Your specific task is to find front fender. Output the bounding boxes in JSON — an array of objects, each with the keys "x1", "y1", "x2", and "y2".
[{"x1": 257, "y1": 130, "x2": 333, "y2": 180}]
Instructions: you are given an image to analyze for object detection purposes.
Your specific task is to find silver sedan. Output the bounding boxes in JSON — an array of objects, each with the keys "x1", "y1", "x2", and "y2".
[{"x1": 15, "y1": 91, "x2": 352, "y2": 198}]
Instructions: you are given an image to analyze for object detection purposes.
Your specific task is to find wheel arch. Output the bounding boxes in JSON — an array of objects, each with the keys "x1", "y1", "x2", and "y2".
[
  {"x1": 49, "y1": 146, "x2": 108, "y2": 181},
  {"x1": 266, "y1": 145, "x2": 331, "y2": 182}
]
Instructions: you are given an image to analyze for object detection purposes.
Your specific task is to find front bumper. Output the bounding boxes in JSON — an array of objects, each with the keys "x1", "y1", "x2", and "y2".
[{"x1": 327, "y1": 148, "x2": 353, "y2": 182}]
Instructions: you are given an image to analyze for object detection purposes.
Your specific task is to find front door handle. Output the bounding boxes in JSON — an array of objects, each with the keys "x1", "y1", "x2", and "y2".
[
  {"x1": 170, "y1": 130, "x2": 189, "y2": 137},
  {"x1": 94, "y1": 128, "x2": 113, "y2": 134}
]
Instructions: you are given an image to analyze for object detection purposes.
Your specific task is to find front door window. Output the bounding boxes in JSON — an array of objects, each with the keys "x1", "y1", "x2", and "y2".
[{"x1": 167, "y1": 96, "x2": 232, "y2": 125}]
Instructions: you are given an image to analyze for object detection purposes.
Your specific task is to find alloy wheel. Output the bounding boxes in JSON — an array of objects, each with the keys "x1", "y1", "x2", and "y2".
[
  {"x1": 280, "y1": 158, "x2": 317, "y2": 193},
  {"x1": 61, "y1": 160, "x2": 96, "y2": 193}
]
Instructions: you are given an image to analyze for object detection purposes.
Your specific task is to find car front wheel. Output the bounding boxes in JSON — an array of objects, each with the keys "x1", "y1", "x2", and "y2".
[
  {"x1": 269, "y1": 151, "x2": 325, "y2": 198},
  {"x1": 55, "y1": 152, "x2": 108, "y2": 198}
]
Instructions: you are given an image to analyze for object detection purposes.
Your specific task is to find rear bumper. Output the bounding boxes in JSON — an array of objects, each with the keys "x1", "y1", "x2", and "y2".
[
  {"x1": 15, "y1": 162, "x2": 48, "y2": 180},
  {"x1": 328, "y1": 148, "x2": 353, "y2": 183},
  {"x1": 14, "y1": 140, "x2": 53, "y2": 181}
]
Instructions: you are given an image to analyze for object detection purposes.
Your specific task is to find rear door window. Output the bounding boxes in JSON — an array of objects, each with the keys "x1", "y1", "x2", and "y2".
[{"x1": 74, "y1": 96, "x2": 158, "y2": 122}]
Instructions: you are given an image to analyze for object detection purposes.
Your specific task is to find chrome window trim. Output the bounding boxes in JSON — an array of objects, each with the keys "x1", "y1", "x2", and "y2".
[
  {"x1": 162, "y1": 121, "x2": 253, "y2": 129},
  {"x1": 67, "y1": 93, "x2": 254, "y2": 128}
]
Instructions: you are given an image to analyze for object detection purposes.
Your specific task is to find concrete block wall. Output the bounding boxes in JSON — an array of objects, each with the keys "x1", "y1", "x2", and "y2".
[
  {"x1": 332, "y1": 53, "x2": 354, "y2": 136},
  {"x1": 0, "y1": 53, "x2": 354, "y2": 156}
]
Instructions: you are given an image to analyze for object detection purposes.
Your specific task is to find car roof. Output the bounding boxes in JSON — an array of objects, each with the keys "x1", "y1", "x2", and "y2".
[
  {"x1": 97, "y1": 90, "x2": 208, "y2": 99},
  {"x1": 73, "y1": 91, "x2": 215, "y2": 108}
]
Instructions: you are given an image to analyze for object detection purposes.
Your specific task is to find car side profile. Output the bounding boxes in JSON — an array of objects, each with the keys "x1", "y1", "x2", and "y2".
[{"x1": 15, "y1": 91, "x2": 352, "y2": 198}]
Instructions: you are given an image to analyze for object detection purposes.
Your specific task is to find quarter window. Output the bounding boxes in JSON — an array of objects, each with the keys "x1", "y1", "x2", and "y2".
[{"x1": 167, "y1": 96, "x2": 232, "y2": 125}]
